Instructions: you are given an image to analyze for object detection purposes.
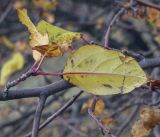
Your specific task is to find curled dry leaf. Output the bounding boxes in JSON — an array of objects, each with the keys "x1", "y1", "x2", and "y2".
[
  {"x1": 147, "y1": 80, "x2": 160, "y2": 89},
  {"x1": 0, "y1": 52, "x2": 25, "y2": 86},
  {"x1": 131, "y1": 107, "x2": 160, "y2": 137},
  {"x1": 63, "y1": 45, "x2": 147, "y2": 95},
  {"x1": 81, "y1": 98, "x2": 105, "y2": 116},
  {"x1": 122, "y1": 5, "x2": 160, "y2": 29},
  {"x1": 101, "y1": 115, "x2": 118, "y2": 127},
  {"x1": 131, "y1": 119, "x2": 150, "y2": 137},
  {"x1": 32, "y1": 43, "x2": 61, "y2": 58},
  {"x1": 33, "y1": 20, "x2": 80, "y2": 58}
]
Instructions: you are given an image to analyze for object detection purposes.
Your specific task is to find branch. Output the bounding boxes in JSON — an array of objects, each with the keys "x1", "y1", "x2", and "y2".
[
  {"x1": 136, "y1": 0, "x2": 160, "y2": 11},
  {"x1": 88, "y1": 96, "x2": 116, "y2": 137},
  {"x1": 0, "y1": 80, "x2": 73, "y2": 100},
  {"x1": 0, "y1": 57, "x2": 160, "y2": 101},
  {"x1": 4, "y1": 56, "x2": 45, "y2": 92},
  {"x1": 25, "y1": 90, "x2": 83, "y2": 137},
  {"x1": 104, "y1": 8, "x2": 125, "y2": 48},
  {"x1": 0, "y1": 93, "x2": 63, "y2": 129},
  {"x1": 140, "y1": 57, "x2": 160, "y2": 69},
  {"x1": 31, "y1": 95, "x2": 47, "y2": 137},
  {"x1": 115, "y1": 106, "x2": 139, "y2": 136},
  {"x1": 0, "y1": 0, "x2": 13, "y2": 24}
]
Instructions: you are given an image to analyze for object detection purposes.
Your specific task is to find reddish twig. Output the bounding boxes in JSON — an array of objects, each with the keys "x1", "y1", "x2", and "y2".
[
  {"x1": 34, "y1": 71, "x2": 114, "y2": 76},
  {"x1": 4, "y1": 55, "x2": 45, "y2": 93},
  {"x1": 104, "y1": 8, "x2": 125, "y2": 48},
  {"x1": 33, "y1": 54, "x2": 46, "y2": 72}
]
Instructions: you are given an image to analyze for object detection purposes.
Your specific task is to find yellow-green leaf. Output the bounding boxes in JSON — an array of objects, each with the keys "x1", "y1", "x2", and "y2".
[
  {"x1": 36, "y1": 20, "x2": 81, "y2": 44},
  {"x1": 17, "y1": 9, "x2": 78, "y2": 58},
  {"x1": 0, "y1": 52, "x2": 25, "y2": 86},
  {"x1": 63, "y1": 45, "x2": 147, "y2": 95},
  {"x1": 17, "y1": 9, "x2": 49, "y2": 47}
]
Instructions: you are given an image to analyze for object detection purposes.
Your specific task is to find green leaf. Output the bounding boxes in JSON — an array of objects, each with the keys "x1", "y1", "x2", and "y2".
[
  {"x1": 63, "y1": 45, "x2": 147, "y2": 95},
  {"x1": 36, "y1": 20, "x2": 81, "y2": 44}
]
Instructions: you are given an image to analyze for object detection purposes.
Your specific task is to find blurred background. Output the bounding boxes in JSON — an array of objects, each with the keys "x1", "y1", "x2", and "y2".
[{"x1": 0, "y1": 0, "x2": 160, "y2": 137}]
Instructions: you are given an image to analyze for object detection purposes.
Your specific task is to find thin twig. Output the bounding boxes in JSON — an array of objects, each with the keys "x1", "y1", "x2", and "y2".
[
  {"x1": 24, "y1": 90, "x2": 83, "y2": 137},
  {"x1": 0, "y1": 0, "x2": 13, "y2": 24},
  {"x1": 0, "y1": 92, "x2": 64, "y2": 129},
  {"x1": 136, "y1": 0, "x2": 160, "y2": 11},
  {"x1": 4, "y1": 56, "x2": 45, "y2": 93},
  {"x1": 115, "y1": 106, "x2": 139, "y2": 136},
  {"x1": 31, "y1": 95, "x2": 47, "y2": 137},
  {"x1": 58, "y1": 118, "x2": 88, "y2": 137},
  {"x1": 104, "y1": 8, "x2": 125, "y2": 48},
  {"x1": 4, "y1": 69, "x2": 33, "y2": 92},
  {"x1": 13, "y1": 117, "x2": 33, "y2": 137},
  {"x1": 88, "y1": 96, "x2": 116, "y2": 137}
]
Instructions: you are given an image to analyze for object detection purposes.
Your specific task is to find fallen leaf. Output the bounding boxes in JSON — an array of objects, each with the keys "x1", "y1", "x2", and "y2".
[
  {"x1": 131, "y1": 119, "x2": 150, "y2": 137},
  {"x1": 131, "y1": 107, "x2": 160, "y2": 137},
  {"x1": 101, "y1": 115, "x2": 117, "y2": 127},
  {"x1": 81, "y1": 98, "x2": 105, "y2": 116},
  {"x1": 122, "y1": 6, "x2": 160, "y2": 29}
]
